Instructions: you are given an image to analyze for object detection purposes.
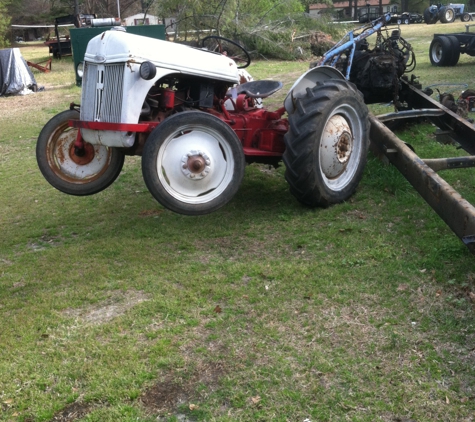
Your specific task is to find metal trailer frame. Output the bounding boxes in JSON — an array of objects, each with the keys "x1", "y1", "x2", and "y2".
[{"x1": 370, "y1": 79, "x2": 475, "y2": 254}]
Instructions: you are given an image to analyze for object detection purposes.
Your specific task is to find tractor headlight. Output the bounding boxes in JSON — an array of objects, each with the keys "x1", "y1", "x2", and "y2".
[
  {"x1": 140, "y1": 61, "x2": 156, "y2": 80},
  {"x1": 77, "y1": 62, "x2": 84, "y2": 78}
]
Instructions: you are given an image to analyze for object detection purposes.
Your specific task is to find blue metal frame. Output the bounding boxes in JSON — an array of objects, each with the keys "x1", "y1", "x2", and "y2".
[{"x1": 318, "y1": 13, "x2": 392, "y2": 80}]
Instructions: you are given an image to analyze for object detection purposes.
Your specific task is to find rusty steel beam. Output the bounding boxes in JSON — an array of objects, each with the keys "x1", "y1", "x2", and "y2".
[
  {"x1": 369, "y1": 114, "x2": 475, "y2": 254},
  {"x1": 400, "y1": 79, "x2": 475, "y2": 155}
]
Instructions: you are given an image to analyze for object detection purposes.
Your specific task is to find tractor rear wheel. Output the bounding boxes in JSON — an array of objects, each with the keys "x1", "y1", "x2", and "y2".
[
  {"x1": 36, "y1": 110, "x2": 125, "y2": 195},
  {"x1": 424, "y1": 7, "x2": 438, "y2": 24},
  {"x1": 440, "y1": 6, "x2": 456, "y2": 23},
  {"x1": 141, "y1": 111, "x2": 245, "y2": 215},
  {"x1": 283, "y1": 79, "x2": 369, "y2": 208}
]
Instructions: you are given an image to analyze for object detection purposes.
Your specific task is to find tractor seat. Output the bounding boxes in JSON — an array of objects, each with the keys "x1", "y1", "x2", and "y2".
[{"x1": 227, "y1": 80, "x2": 283, "y2": 99}]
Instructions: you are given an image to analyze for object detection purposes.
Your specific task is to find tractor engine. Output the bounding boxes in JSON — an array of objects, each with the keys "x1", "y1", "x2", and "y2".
[{"x1": 338, "y1": 30, "x2": 415, "y2": 104}]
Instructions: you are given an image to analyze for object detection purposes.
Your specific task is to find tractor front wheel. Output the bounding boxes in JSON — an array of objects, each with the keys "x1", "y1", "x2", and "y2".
[
  {"x1": 36, "y1": 110, "x2": 125, "y2": 195},
  {"x1": 141, "y1": 111, "x2": 245, "y2": 215},
  {"x1": 283, "y1": 79, "x2": 370, "y2": 208}
]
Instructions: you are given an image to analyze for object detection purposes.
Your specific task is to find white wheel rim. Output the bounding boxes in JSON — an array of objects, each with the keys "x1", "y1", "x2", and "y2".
[
  {"x1": 432, "y1": 42, "x2": 442, "y2": 63},
  {"x1": 319, "y1": 104, "x2": 363, "y2": 191},
  {"x1": 157, "y1": 125, "x2": 234, "y2": 204},
  {"x1": 49, "y1": 125, "x2": 111, "y2": 182}
]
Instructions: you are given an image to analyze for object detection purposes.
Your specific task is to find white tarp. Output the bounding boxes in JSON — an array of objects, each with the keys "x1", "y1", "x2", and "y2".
[{"x1": 0, "y1": 48, "x2": 37, "y2": 96}]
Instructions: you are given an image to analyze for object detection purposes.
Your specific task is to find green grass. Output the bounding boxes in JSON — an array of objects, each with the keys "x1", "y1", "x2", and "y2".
[{"x1": 1, "y1": 22, "x2": 475, "y2": 421}]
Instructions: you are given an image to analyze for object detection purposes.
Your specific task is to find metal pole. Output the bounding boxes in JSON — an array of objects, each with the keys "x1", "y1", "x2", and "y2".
[{"x1": 117, "y1": 0, "x2": 121, "y2": 19}]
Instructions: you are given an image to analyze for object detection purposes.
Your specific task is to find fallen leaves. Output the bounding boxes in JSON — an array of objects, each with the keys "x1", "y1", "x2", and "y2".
[{"x1": 250, "y1": 396, "x2": 261, "y2": 406}]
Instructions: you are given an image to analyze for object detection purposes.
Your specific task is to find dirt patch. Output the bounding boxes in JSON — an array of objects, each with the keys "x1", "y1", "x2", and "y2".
[
  {"x1": 27, "y1": 234, "x2": 63, "y2": 251},
  {"x1": 51, "y1": 401, "x2": 97, "y2": 421},
  {"x1": 139, "y1": 209, "x2": 164, "y2": 217},
  {"x1": 62, "y1": 289, "x2": 150, "y2": 326},
  {"x1": 141, "y1": 361, "x2": 226, "y2": 416}
]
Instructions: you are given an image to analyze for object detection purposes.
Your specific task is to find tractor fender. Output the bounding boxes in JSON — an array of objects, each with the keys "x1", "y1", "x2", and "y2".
[{"x1": 284, "y1": 65, "x2": 346, "y2": 114}]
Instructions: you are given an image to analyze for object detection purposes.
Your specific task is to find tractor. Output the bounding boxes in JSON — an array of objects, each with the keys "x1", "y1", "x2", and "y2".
[
  {"x1": 423, "y1": 3, "x2": 472, "y2": 24},
  {"x1": 37, "y1": 15, "x2": 415, "y2": 216},
  {"x1": 38, "y1": 22, "x2": 401, "y2": 216}
]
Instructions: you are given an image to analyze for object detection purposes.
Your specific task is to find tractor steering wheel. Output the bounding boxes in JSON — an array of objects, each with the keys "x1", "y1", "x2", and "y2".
[{"x1": 202, "y1": 36, "x2": 251, "y2": 69}]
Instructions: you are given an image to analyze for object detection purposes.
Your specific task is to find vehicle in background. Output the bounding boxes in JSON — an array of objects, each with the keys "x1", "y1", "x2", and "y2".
[
  {"x1": 390, "y1": 12, "x2": 423, "y2": 24},
  {"x1": 423, "y1": 3, "x2": 472, "y2": 24},
  {"x1": 430, "y1": 26, "x2": 475, "y2": 66}
]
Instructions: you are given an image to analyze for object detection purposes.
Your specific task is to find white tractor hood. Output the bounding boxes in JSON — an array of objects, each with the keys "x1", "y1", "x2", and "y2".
[{"x1": 84, "y1": 29, "x2": 240, "y2": 84}]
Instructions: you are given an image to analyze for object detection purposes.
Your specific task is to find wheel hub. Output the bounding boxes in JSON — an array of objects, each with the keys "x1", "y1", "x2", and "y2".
[
  {"x1": 181, "y1": 150, "x2": 211, "y2": 180},
  {"x1": 68, "y1": 142, "x2": 95, "y2": 165},
  {"x1": 336, "y1": 131, "x2": 352, "y2": 163}
]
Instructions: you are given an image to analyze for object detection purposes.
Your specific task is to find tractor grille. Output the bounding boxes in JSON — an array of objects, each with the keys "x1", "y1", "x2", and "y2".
[{"x1": 81, "y1": 62, "x2": 125, "y2": 123}]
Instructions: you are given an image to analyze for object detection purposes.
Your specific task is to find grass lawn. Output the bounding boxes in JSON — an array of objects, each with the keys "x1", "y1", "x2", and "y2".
[{"x1": 0, "y1": 20, "x2": 475, "y2": 421}]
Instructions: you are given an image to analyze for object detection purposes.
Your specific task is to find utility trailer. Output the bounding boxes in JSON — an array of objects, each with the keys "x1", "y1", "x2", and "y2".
[
  {"x1": 430, "y1": 24, "x2": 475, "y2": 66},
  {"x1": 35, "y1": 14, "x2": 475, "y2": 255}
]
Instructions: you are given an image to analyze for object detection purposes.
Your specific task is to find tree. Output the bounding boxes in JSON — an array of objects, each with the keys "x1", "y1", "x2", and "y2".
[
  {"x1": 0, "y1": 0, "x2": 11, "y2": 47},
  {"x1": 154, "y1": 0, "x2": 305, "y2": 37}
]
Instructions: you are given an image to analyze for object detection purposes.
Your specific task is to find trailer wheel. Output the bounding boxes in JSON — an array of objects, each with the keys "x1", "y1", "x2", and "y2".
[
  {"x1": 440, "y1": 6, "x2": 455, "y2": 23},
  {"x1": 462, "y1": 12, "x2": 472, "y2": 22},
  {"x1": 283, "y1": 79, "x2": 369, "y2": 208},
  {"x1": 36, "y1": 110, "x2": 125, "y2": 196},
  {"x1": 447, "y1": 35, "x2": 461, "y2": 66},
  {"x1": 429, "y1": 36, "x2": 454, "y2": 66},
  {"x1": 142, "y1": 111, "x2": 245, "y2": 215}
]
